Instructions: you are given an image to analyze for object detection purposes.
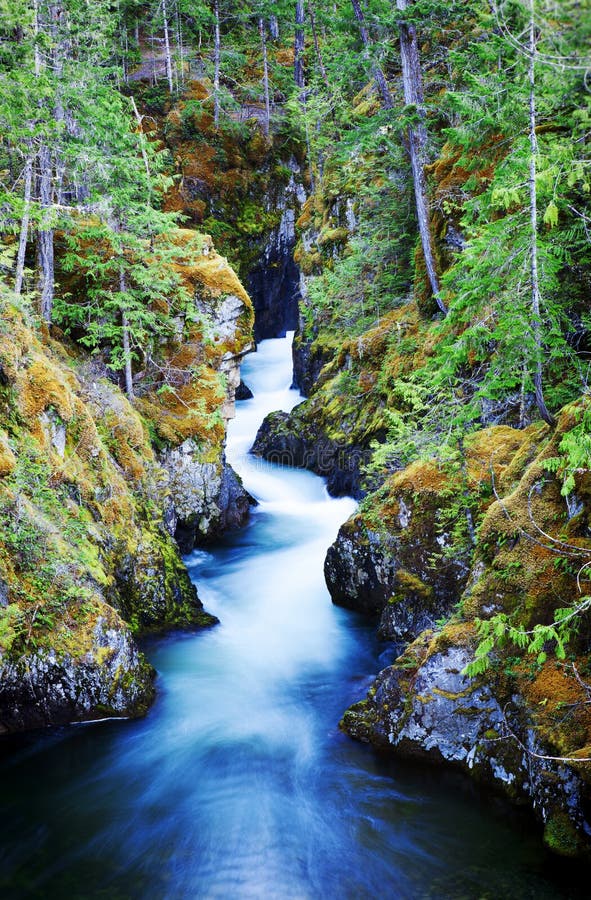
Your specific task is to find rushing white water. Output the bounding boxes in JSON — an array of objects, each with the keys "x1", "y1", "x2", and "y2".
[{"x1": 0, "y1": 335, "x2": 580, "y2": 899}]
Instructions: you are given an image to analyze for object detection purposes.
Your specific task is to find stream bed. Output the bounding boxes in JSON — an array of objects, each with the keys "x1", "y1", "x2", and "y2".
[{"x1": 0, "y1": 336, "x2": 586, "y2": 898}]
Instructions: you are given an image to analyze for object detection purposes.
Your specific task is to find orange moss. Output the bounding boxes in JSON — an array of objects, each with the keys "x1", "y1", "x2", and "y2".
[
  {"x1": 275, "y1": 47, "x2": 295, "y2": 66},
  {"x1": 0, "y1": 432, "x2": 16, "y2": 476},
  {"x1": 394, "y1": 459, "x2": 449, "y2": 494},
  {"x1": 167, "y1": 342, "x2": 201, "y2": 371},
  {"x1": 465, "y1": 424, "x2": 542, "y2": 494},
  {"x1": 185, "y1": 79, "x2": 211, "y2": 101},
  {"x1": 176, "y1": 142, "x2": 216, "y2": 185},
  {"x1": 19, "y1": 358, "x2": 75, "y2": 422},
  {"x1": 167, "y1": 228, "x2": 252, "y2": 308},
  {"x1": 136, "y1": 362, "x2": 226, "y2": 448},
  {"x1": 520, "y1": 660, "x2": 591, "y2": 755}
]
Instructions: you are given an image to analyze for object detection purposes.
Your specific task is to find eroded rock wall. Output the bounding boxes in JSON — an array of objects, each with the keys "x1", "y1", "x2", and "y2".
[{"x1": 0, "y1": 227, "x2": 254, "y2": 733}]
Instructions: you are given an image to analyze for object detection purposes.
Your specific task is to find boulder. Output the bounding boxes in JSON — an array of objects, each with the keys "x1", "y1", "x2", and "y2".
[
  {"x1": 324, "y1": 461, "x2": 471, "y2": 639},
  {"x1": 342, "y1": 631, "x2": 591, "y2": 858}
]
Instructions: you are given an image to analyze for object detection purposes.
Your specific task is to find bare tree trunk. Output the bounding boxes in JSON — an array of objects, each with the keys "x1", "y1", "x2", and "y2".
[
  {"x1": 270, "y1": 15, "x2": 279, "y2": 39},
  {"x1": 129, "y1": 95, "x2": 151, "y2": 180},
  {"x1": 350, "y1": 0, "x2": 393, "y2": 110},
  {"x1": 176, "y1": 3, "x2": 185, "y2": 87},
  {"x1": 213, "y1": 0, "x2": 221, "y2": 127},
  {"x1": 527, "y1": 0, "x2": 554, "y2": 426},
  {"x1": 308, "y1": 0, "x2": 338, "y2": 147},
  {"x1": 294, "y1": 0, "x2": 314, "y2": 187},
  {"x1": 259, "y1": 16, "x2": 271, "y2": 136},
  {"x1": 37, "y1": 144, "x2": 54, "y2": 324},
  {"x1": 33, "y1": 0, "x2": 41, "y2": 76},
  {"x1": 294, "y1": 0, "x2": 305, "y2": 92},
  {"x1": 15, "y1": 153, "x2": 33, "y2": 296},
  {"x1": 33, "y1": 0, "x2": 53, "y2": 321},
  {"x1": 120, "y1": 268, "x2": 135, "y2": 401},
  {"x1": 397, "y1": 0, "x2": 446, "y2": 315},
  {"x1": 162, "y1": 0, "x2": 174, "y2": 92}
]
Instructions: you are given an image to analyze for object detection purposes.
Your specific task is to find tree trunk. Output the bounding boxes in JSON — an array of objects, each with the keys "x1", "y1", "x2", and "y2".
[
  {"x1": 270, "y1": 15, "x2": 279, "y2": 39},
  {"x1": 120, "y1": 268, "x2": 135, "y2": 401},
  {"x1": 397, "y1": 0, "x2": 446, "y2": 315},
  {"x1": 15, "y1": 153, "x2": 33, "y2": 296},
  {"x1": 162, "y1": 0, "x2": 174, "y2": 93},
  {"x1": 527, "y1": 0, "x2": 554, "y2": 425},
  {"x1": 350, "y1": 0, "x2": 393, "y2": 110},
  {"x1": 259, "y1": 16, "x2": 270, "y2": 135},
  {"x1": 129, "y1": 95, "x2": 151, "y2": 180},
  {"x1": 37, "y1": 143, "x2": 55, "y2": 323},
  {"x1": 294, "y1": 0, "x2": 305, "y2": 92},
  {"x1": 213, "y1": 0, "x2": 221, "y2": 127},
  {"x1": 176, "y1": 3, "x2": 185, "y2": 87}
]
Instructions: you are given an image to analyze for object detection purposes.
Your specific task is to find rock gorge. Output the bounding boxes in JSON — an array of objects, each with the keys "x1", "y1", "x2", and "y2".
[
  {"x1": 2, "y1": 0, "x2": 591, "y2": 869},
  {"x1": 0, "y1": 234, "x2": 253, "y2": 731}
]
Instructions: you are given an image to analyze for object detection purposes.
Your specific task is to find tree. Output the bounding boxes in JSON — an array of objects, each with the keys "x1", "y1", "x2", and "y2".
[
  {"x1": 349, "y1": 0, "x2": 393, "y2": 110},
  {"x1": 396, "y1": 0, "x2": 445, "y2": 314},
  {"x1": 294, "y1": 0, "x2": 305, "y2": 92}
]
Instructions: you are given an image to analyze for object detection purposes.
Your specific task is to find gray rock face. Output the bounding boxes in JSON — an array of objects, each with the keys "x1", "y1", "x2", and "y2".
[
  {"x1": 291, "y1": 327, "x2": 337, "y2": 398},
  {"x1": 342, "y1": 642, "x2": 591, "y2": 857},
  {"x1": 325, "y1": 522, "x2": 399, "y2": 618},
  {"x1": 324, "y1": 505, "x2": 468, "y2": 640},
  {"x1": 164, "y1": 445, "x2": 254, "y2": 552},
  {"x1": 158, "y1": 270, "x2": 254, "y2": 550},
  {"x1": 251, "y1": 409, "x2": 371, "y2": 499},
  {"x1": 235, "y1": 380, "x2": 253, "y2": 401},
  {"x1": 162, "y1": 441, "x2": 225, "y2": 541},
  {"x1": 248, "y1": 158, "x2": 305, "y2": 342},
  {"x1": 0, "y1": 615, "x2": 155, "y2": 734}
]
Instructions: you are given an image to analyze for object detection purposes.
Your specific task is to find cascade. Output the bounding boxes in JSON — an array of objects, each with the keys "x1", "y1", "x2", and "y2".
[{"x1": 0, "y1": 335, "x2": 578, "y2": 897}]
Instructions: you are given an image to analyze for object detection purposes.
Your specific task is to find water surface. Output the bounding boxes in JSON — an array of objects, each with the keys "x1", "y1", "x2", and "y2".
[{"x1": 0, "y1": 336, "x2": 585, "y2": 898}]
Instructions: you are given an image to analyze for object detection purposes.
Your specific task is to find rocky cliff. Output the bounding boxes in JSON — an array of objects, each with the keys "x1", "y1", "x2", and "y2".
[
  {"x1": 0, "y1": 227, "x2": 253, "y2": 733},
  {"x1": 335, "y1": 403, "x2": 591, "y2": 856},
  {"x1": 251, "y1": 103, "x2": 591, "y2": 856}
]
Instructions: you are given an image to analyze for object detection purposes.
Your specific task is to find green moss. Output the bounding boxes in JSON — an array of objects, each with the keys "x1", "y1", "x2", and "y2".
[{"x1": 543, "y1": 812, "x2": 584, "y2": 858}]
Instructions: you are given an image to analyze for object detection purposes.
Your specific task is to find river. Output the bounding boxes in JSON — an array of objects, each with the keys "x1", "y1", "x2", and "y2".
[{"x1": 0, "y1": 335, "x2": 585, "y2": 898}]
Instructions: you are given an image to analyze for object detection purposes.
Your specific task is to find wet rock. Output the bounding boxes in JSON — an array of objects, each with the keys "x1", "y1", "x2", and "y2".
[
  {"x1": 112, "y1": 528, "x2": 217, "y2": 629},
  {"x1": 236, "y1": 380, "x2": 253, "y2": 400},
  {"x1": 342, "y1": 638, "x2": 591, "y2": 858},
  {"x1": 218, "y1": 462, "x2": 257, "y2": 532},
  {"x1": 248, "y1": 158, "x2": 305, "y2": 342},
  {"x1": 291, "y1": 326, "x2": 338, "y2": 398},
  {"x1": 0, "y1": 613, "x2": 155, "y2": 734},
  {"x1": 251, "y1": 408, "x2": 370, "y2": 499},
  {"x1": 324, "y1": 464, "x2": 470, "y2": 639},
  {"x1": 164, "y1": 442, "x2": 254, "y2": 552}
]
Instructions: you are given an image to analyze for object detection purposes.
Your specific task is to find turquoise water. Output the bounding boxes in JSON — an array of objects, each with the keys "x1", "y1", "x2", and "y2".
[{"x1": 0, "y1": 337, "x2": 586, "y2": 898}]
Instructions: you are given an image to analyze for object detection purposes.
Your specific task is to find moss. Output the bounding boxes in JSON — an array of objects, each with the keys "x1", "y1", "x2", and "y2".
[
  {"x1": 543, "y1": 811, "x2": 585, "y2": 858},
  {"x1": 0, "y1": 295, "x2": 221, "y2": 677},
  {"x1": 0, "y1": 431, "x2": 16, "y2": 476},
  {"x1": 339, "y1": 699, "x2": 379, "y2": 742},
  {"x1": 18, "y1": 357, "x2": 75, "y2": 423},
  {"x1": 390, "y1": 570, "x2": 435, "y2": 607}
]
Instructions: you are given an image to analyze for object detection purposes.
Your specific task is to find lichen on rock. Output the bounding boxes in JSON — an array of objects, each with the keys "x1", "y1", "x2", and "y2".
[{"x1": 0, "y1": 221, "x2": 254, "y2": 734}]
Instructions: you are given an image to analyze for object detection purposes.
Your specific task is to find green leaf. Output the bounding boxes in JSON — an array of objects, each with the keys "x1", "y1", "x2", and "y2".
[{"x1": 543, "y1": 200, "x2": 559, "y2": 229}]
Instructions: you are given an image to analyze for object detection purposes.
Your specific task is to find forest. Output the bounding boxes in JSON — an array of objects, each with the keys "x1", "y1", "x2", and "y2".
[{"x1": 1, "y1": 0, "x2": 591, "y2": 891}]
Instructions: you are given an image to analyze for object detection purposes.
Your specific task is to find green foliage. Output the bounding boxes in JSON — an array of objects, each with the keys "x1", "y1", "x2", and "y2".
[
  {"x1": 543, "y1": 401, "x2": 591, "y2": 496},
  {"x1": 466, "y1": 596, "x2": 591, "y2": 677}
]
